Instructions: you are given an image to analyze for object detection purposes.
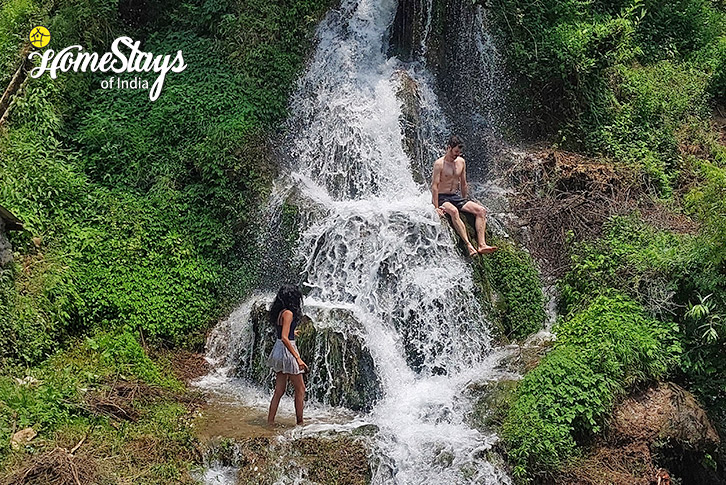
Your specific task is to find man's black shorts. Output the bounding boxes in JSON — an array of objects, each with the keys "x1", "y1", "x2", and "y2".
[{"x1": 438, "y1": 193, "x2": 469, "y2": 211}]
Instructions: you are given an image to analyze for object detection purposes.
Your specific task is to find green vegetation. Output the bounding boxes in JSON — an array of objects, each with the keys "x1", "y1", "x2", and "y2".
[
  {"x1": 502, "y1": 293, "x2": 680, "y2": 480},
  {"x1": 561, "y1": 214, "x2": 726, "y2": 425},
  {"x1": 488, "y1": 1, "x2": 726, "y2": 480},
  {"x1": 489, "y1": 0, "x2": 726, "y2": 193},
  {"x1": 0, "y1": 0, "x2": 332, "y2": 365},
  {"x1": 0, "y1": 329, "x2": 200, "y2": 483},
  {"x1": 0, "y1": 0, "x2": 332, "y2": 476},
  {"x1": 473, "y1": 237, "x2": 546, "y2": 341},
  {"x1": 503, "y1": 212, "x2": 726, "y2": 480}
]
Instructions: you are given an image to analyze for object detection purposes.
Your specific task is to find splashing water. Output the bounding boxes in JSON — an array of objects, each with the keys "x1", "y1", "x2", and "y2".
[{"x1": 202, "y1": 0, "x2": 513, "y2": 483}]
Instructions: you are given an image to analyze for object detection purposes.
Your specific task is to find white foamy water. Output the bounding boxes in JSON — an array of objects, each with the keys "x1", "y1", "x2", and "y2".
[{"x1": 200, "y1": 0, "x2": 513, "y2": 483}]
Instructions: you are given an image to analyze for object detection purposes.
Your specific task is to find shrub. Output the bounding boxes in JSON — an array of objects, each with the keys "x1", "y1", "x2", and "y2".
[
  {"x1": 503, "y1": 293, "x2": 680, "y2": 481},
  {"x1": 474, "y1": 238, "x2": 546, "y2": 340},
  {"x1": 0, "y1": 0, "x2": 334, "y2": 362},
  {"x1": 559, "y1": 214, "x2": 690, "y2": 318},
  {"x1": 488, "y1": 0, "x2": 725, "y2": 195}
]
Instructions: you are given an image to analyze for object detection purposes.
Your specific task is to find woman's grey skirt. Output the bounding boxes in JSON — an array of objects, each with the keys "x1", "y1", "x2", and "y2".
[{"x1": 267, "y1": 339, "x2": 303, "y2": 375}]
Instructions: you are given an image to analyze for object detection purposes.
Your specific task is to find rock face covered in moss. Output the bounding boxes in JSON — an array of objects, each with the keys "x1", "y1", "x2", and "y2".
[
  {"x1": 238, "y1": 302, "x2": 381, "y2": 412},
  {"x1": 206, "y1": 434, "x2": 371, "y2": 485},
  {"x1": 472, "y1": 237, "x2": 547, "y2": 342},
  {"x1": 437, "y1": 209, "x2": 547, "y2": 343}
]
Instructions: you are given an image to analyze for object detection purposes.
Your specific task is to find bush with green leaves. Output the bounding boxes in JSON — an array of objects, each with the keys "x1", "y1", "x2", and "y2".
[
  {"x1": 709, "y1": 36, "x2": 726, "y2": 102},
  {"x1": 681, "y1": 160, "x2": 726, "y2": 426},
  {"x1": 558, "y1": 207, "x2": 726, "y2": 441},
  {"x1": 487, "y1": 0, "x2": 725, "y2": 193},
  {"x1": 502, "y1": 293, "x2": 680, "y2": 481},
  {"x1": 559, "y1": 214, "x2": 690, "y2": 318},
  {"x1": 473, "y1": 238, "x2": 546, "y2": 340},
  {"x1": 0, "y1": 0, "x2": 45, "y2": 87}
]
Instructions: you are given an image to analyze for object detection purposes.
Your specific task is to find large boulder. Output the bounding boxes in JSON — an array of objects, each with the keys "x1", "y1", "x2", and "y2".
[
  {"x1": 610, "y1": 383, "x2": 720, "y2": 453},
  {"x1": 559, "y1": 382, "x2": 723, "y2": 485}
]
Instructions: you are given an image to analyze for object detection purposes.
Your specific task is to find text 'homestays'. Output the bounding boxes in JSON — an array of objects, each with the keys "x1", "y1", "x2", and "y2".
[{"x1": 28, "y1": 36, "x2": 187, "y2": 101}]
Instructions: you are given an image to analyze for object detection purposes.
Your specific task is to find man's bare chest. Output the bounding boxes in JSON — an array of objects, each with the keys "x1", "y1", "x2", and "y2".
[{"x1": 441, "y1": 161, "x2": 463, "y2": 180}]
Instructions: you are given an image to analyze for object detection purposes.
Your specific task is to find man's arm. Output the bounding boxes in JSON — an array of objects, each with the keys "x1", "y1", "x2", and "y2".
[
  {"x1": 460, "y1": 158, "x2": 468, "y2": 198},
  {"x1": 431, "y1": 160, "x2": 442, "y2": 207}
]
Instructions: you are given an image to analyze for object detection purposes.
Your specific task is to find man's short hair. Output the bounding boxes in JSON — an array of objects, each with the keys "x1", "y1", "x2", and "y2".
[{"x1": 447, "y1": 135, "x2": 464, "y2": 149}]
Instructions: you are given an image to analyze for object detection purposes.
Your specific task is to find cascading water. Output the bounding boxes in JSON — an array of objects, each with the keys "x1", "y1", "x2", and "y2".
[{"x1": 200, "y1": 0, "x2": 514, "y2": 483}]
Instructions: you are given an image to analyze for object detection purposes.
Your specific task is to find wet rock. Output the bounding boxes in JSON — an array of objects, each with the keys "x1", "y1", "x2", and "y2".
[
  {"x1": 295, "y1": 316, "x2": 382, "y2": 412},
  {"x1": 494, "y1": 343, "x2": 550, "y2": 375},
  {"x1": 205, "y1": 435, "x2": 371, "y2": 485},
  {"x1": 468, "y1": 379, "x2": 518, "y2": 431},
  {"x1": 388, "y1": 0, "x2": 429, "y2": 62},
  {"x1": 394, "y1": 70, "x2": 427, "y2": 186},
  {"x1": 391, "y1": 0, "x2": 506, "y2": 178},
  {"x1": 352, "y1": 424, "x2": 379, "y2": 437}
]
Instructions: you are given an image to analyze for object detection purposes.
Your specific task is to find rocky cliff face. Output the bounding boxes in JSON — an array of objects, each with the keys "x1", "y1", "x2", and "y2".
[{"x1": 389, "y1": 0, "x2": 507, "y2": 181}]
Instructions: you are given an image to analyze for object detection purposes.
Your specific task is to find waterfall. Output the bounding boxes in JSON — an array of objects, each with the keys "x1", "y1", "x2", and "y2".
[{"x1": 201, "y1": 0, "x2": 513, "y2": 483}]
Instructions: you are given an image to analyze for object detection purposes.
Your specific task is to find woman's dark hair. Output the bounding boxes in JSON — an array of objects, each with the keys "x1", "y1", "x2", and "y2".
[{"x1": 270, "y1": 284, "x2": 303, "y2": 326}]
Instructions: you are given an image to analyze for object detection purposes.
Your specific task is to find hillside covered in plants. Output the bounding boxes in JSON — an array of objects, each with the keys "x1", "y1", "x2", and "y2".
[
  {"x1": 0, "y1": 0, "x2": 331, "y2": 481},
  {"x1": 485, "y1": 0, "x2": 726, "y2": 482}
]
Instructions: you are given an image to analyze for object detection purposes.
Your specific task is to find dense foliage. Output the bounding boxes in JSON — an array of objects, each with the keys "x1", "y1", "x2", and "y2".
[
  {"x1": 490, "y1": 0, "x2": 726, "y2": 481},
  {"x1": 560, "y1": 215, "x2": 726, "y2": 428},
  {"x1": 0, "y1": 0, "x2": 331, "y2": 365},
  {"x1": 0, "y1": 0, "x2": 332, "y2": 475},
  {"x1": 489, "y1": 0, "x2": 726, "y2": 193},
  {"x1": 503, "y1": 293, "x2": 681, "y2": 480}
]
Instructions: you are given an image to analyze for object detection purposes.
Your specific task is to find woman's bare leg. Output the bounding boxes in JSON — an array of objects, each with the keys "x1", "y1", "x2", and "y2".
[
  {"x1": 289, "y1": 374, "x2": 306, "y2": 425},
  {"x1": 267, "y1": 372, "x2": 288, "y2": 425}
]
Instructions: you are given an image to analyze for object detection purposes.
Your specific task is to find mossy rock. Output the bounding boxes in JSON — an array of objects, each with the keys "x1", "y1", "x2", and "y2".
[
  {"x1": 468, "y1": 379, "x2": 519, "y2": 432},
  {"x1": 205, "y1": 435, "x2": 371, "y2": 485},
  {"x1": 469, "y1": 233, "x2": 546, "y2": 342}
]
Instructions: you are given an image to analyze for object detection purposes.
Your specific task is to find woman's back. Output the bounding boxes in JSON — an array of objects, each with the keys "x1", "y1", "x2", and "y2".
[{"x1": 276, "y1": 310, "x2": 299, "y2": 340}]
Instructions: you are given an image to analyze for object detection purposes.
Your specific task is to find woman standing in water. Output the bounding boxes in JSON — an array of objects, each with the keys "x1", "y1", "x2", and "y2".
[{"x1": 267, "y1": 284, "x2": 309, "y2": 425}]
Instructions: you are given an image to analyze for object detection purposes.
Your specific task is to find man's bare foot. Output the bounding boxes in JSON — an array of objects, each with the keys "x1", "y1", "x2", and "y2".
[
  {"x1": 478, "y1": 245, "x2": 498, "y2": 254},
  {"x1": 466, "y1": 244, "x2": 478, "y2": 257}
]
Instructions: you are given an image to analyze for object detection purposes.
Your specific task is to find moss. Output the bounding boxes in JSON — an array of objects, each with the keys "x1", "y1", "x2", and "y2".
[
  {"x1": 469, "y1": 379, "x2": 519, "y2": 431},
  {"x1": 471, "y1": 235, "x2": 546, "y2": 342}
]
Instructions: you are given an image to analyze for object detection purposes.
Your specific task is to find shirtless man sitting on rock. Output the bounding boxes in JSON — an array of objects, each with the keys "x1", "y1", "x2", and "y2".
[{"x1": 431, "y1": 135, "x2": 497, "y2": 257}]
